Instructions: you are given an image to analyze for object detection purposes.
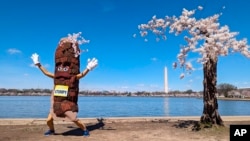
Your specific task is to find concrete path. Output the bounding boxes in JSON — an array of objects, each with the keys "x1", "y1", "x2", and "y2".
[{"x1": 0, "y1": 116, "x2": 249, "y2": 125}]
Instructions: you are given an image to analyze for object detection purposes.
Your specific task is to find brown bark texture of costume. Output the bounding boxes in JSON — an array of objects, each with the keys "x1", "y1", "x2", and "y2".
[{"x1": 53, "y1": 42, "x2": 80, "y2": 117}]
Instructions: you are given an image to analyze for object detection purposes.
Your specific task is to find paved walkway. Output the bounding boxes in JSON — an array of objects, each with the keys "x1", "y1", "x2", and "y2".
[{"x1": 1, "y1": 116, "x2": 249, "y2": 125}]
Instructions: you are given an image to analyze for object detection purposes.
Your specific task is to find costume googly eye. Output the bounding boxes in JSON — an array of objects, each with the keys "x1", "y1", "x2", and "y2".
[
  {"x1": 63, "y1": 67, "x2": 68, "y2": 71},
  {"x1": 58, "y1": 66, "x2": 63, "y2": 71}
]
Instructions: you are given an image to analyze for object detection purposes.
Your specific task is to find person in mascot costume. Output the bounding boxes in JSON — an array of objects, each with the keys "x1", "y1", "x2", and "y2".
[{"x1": 31, "y1": 33, "x2": 98, "y2": 137}]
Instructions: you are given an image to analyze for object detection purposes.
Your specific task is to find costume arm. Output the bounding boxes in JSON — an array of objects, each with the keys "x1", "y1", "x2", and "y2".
[
  {"x1": 76, "y1": 69, "x2": 89, "y2": 80},
  {"x1": 37, "y1": 63, "x2": 54, "y2": 78},
  {"x1": 31, "y1": 53, "x2": 54, "y2": 78},
  {"x1": 76, "y1": 58, "x2": 98, "y2": 80}
]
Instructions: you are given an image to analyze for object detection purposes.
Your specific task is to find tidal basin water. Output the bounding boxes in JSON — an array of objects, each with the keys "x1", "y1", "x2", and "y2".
[{"x1": 0, "y1": 96, "x2": 250, "y2": 118}]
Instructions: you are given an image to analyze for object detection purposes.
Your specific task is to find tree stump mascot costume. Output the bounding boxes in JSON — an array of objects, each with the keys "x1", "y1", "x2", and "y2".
[{"x1": 31, "y1": 33, "x2": 98, "y2": 136}]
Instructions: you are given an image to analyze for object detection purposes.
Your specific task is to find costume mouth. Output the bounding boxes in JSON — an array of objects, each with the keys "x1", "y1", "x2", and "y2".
[{"x1": 55, "y1": 72, "x2": 71, "y2": 79}]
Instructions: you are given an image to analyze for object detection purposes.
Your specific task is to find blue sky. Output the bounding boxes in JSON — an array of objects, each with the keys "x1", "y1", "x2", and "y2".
[{"x1": 0, "y1": 0, "x2": 250, "y2": 92}]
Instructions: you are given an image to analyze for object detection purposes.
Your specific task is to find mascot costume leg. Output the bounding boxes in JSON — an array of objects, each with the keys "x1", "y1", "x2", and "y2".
[{"x1": 31, "y1": 33, "x2": 98, "y2": 137}]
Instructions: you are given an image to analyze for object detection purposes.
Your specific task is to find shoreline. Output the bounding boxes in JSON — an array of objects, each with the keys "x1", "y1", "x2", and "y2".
[
  {"x1": 1, "y1": 95, "x2": 250, "y2": 101},
  {"x1": 1, "y1": 116, "x2": 250, "y2": 125}
]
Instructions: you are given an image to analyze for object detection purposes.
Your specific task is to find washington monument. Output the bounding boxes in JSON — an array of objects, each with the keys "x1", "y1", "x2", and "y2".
[{"x1": 164, "y1": 66, "x2": 168, "y2": 93}]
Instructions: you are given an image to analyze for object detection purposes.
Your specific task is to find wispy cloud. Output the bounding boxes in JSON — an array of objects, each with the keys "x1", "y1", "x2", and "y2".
[
  {"x1": 150, "y1": 57, "x2": 158, "y2": 61},
  {"x1": 137, "y1": 83, "x2": 145, "y2": 87},
  {"x1": 243, "y1": 82, "x2": 249, "y2": 85},
  {"x1": 7, "y1": 48, "x2": 21, "y2": 54},
  {"x1": 186, "y1": 85, "x2": 192, "y2": 89},
  {"x1": 132, "y1": 34, "x2": 136, "y2": 38},
  {"x1": 43, "y1": 64, "x2": 50, "y2": 68},
  {"x1": 29, "y1": 63, "x2": 36, "y2": 68},
  {"x1": 120, "y1": 86, "x2": 129, "y2": 89},
  {"x1": 193, "y1": 67, "x2": 203, "y2": 71},
  {"x1": 149, "y1": 84, "x2": 159, "y2": 88},
  {"x1": 237, "y1": 82, "x2": 250, "y2": 89},
  {"x1": 29, "y1": 63, "x2": 50, "y2": 68}
]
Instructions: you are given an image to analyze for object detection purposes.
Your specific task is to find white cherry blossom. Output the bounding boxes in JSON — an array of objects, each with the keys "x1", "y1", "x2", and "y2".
[
  {"x1": 138, "y1": 6, "x2": 250, "y2": 78},
  {"x1": 60, "y1": 32, "x2": 90, "y2": 57}
]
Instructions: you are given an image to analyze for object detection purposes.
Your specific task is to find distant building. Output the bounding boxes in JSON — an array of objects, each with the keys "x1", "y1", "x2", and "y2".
[
  {"x1": 228, "y1": 88, "x2": 250, "y2": 98},
  {"x1": 237, "y1": 88, "x2": 250, "y2": 98}
]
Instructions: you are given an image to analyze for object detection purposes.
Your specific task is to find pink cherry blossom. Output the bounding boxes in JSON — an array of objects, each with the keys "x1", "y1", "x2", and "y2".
[{"x1": 138, "y1": 6, "x2": 250, "y2": 76}]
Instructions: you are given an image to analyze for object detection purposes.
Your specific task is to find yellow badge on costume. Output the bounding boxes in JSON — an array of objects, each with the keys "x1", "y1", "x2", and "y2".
[{"x1": 54, "y1": 85, "x2": 69, "y2": 97}]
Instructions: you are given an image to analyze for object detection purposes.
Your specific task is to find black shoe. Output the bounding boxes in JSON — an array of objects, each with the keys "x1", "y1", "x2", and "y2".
[
  {"x1": 83, "y1": 130, "x2": 90, "y2": 137},
  {"x1": 44, "y1": 130, "x2": 55, "y2": 136}
]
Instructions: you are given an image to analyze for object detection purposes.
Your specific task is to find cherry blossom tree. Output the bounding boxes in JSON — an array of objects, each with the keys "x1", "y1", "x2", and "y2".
[{"x1": 138, "y1": 6, "x2": 250, "y2": 125}]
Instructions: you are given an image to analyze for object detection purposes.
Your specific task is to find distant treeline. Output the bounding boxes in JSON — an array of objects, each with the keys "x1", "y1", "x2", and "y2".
[{"x1": 0, "y1": 88, "x2": 201, "y2": 96}]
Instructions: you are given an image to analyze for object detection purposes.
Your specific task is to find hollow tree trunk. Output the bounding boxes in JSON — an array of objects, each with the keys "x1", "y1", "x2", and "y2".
[{"x1": 200, "y1": 55, "x2": 224, "y2": 125}]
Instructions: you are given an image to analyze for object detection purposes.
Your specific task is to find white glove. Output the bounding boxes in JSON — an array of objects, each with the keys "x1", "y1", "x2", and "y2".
[
  {"x1": 86, "y1": 58, "x2": 98, "y2": 71},
  {"x1": 31, "y1": 53, "x2": 40, "y2": 65}
]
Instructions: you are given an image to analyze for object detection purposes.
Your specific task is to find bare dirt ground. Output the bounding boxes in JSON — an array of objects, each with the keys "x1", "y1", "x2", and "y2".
[{"x1": 0, "y1": 117, "x2": 249, "y2": 141}]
